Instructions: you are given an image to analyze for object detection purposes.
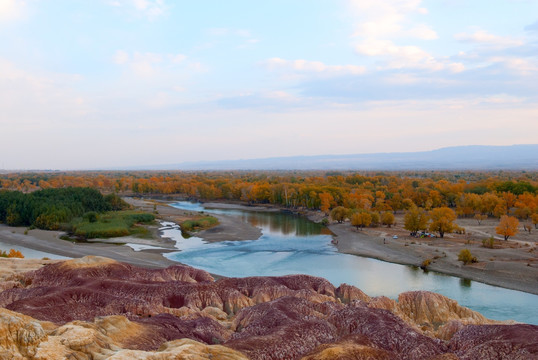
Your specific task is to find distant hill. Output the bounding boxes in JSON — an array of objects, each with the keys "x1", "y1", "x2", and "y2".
[{"x1": 135, "y1": 145, "x2": 538, "y2": 171}]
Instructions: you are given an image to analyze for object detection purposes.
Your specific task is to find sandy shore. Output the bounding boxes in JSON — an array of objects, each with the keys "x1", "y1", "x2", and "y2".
[
  {"x1": 329, "y1": 219, "x2": 538, "y2": 296},
  {"x1": 124, "y1": 197, "x2": 263, "y2": 242},
  {"x1": 0, "y1": 225, "x2": 179, "y2": 269}
]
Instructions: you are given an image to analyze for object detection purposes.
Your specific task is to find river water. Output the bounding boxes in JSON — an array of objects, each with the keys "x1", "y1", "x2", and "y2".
[{"x1": 165, "y1": 201, "x2": 538, "y2": 325}]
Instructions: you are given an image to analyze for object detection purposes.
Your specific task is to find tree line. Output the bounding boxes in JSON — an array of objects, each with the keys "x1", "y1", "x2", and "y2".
[
  {"x1": 1, "y1": 171, "x2": 536, "y2": 226},
  {"x1": 0, "y1": 187, "x2": 128, "y2": 230}
]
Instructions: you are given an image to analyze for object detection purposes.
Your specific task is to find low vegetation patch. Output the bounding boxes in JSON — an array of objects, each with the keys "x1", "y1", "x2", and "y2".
[
  {"x1": 482, "y1": 237, "x2": 496, "y2": 249},
  {"x1": 180, "y1": 216, "x2": 218, "y2": 232},
  {"x1": 67, "y1": 211, "x2": 155, "y2": 239},
  {"x1": 421, "y1": 258, "x2": 431, "y2": 269}
]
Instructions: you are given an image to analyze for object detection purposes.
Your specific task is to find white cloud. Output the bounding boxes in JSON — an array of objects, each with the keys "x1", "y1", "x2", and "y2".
[
  {"x1": 489, "y1": 56, "x2": 538, "y2": 74},
  {"x1": 208, "y1": 27, "x2": 260, "y2": 48},
  {"x1": 265, "y1": 58, "x2": 366, "y2": 75},
  {"x1": 355, "y1": 39, "x2": 464, "y2": 72},
  {"x1": 170, "y1": 54, "x2": 186, "y2": 63},
  {"x1": 455, "y1": 30, "x2": 524, "y2": 48},
  {"x1": 0, "y1": 0, "x2": 26, "y2": 21},
  {"x1": 0, "y1": 57, "x2": 89, "y2": 132},
  {"x1": 106, "y1": 0, "x2": 167, "y2": 19},
  {"x1": 347, "y1": 0, "x2": 452, "y2": 72},
  {"x1": 407, "y1": 24, "x2": 438, "y2": 40},
  {"x1": 349, "y1": 0, "x2": 427, "y2": 39},
  {"x1": 113, "y1": 50, "x2": 191, "y2": 77},
  {"x1": 113, "y1": 50, "x2": 130, "y2": 64}
]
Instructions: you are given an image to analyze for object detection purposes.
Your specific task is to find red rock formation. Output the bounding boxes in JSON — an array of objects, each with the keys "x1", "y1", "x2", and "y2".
[
  {"x1": 1, "y1": 256, "x2": 537, "y2": 360},
  {"x1": 227, "y1": 297, "x2": 339, "y2": 360},
  {"x1": 449, "y1": 324, "x2": 538, "y2": 359},
  {"x1": 327, "y1": 303, "x2": 447, "y2": 360}
]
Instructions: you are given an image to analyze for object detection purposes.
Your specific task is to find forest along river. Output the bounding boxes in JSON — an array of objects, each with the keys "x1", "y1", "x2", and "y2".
[{"x1": 165, "y1": 201, "x2": 538, "y2": 325}]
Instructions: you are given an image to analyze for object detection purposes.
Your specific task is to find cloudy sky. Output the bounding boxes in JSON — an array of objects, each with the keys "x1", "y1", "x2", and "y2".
[{"x1": 1, "y1": 0, "x2": 537, "y2": 169}]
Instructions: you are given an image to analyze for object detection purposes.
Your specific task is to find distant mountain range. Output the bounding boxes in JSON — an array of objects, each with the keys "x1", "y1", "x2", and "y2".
[{"x1": 133, "y1": 145, "x2": 538, "y2": 171}]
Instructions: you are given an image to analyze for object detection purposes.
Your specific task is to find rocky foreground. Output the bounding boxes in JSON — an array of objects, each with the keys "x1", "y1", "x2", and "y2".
[{"x1": 0, "y1": 257, "x2": 537, "y2": 359}]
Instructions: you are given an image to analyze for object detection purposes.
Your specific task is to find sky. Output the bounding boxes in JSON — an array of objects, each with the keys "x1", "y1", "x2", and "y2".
[{"x1": 0, "y1": 0, "x2": 537, "y2": 169}]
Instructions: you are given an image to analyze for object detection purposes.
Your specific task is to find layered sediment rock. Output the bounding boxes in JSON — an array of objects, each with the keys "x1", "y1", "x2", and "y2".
[{"x1": 0, "y1": 256, "x2": 536, "y2": 359}]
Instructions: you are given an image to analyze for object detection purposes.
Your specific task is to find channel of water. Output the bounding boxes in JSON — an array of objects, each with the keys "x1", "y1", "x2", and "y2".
[{"x1": 165, "y1": 201, "x2": 538, "y2": 325}]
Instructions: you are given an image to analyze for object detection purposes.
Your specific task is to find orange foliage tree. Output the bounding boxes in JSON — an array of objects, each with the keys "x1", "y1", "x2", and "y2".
[{"x1": 496, "y1": 215, "x2": 519, "y2": 241}]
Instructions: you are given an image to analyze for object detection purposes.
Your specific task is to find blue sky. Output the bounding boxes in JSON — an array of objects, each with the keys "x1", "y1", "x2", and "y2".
[{"x1": 1, "y1": 0, "x2": 537, "y2": 169}]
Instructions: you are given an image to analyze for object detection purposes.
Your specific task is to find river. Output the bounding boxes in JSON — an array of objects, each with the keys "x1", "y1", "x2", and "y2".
[{"x1": 165, "y1": 201, "x2": 538, "y2": 325}]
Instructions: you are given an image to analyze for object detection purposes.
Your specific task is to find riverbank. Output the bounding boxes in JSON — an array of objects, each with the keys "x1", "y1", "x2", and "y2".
[
  {"x1": 142, "y1": 197, "x2": 538, "y2": 296},
  {"x1": 330, "y1": 223, "x2": 538, "y2": 295},
  {"x1": 1, "y1": 197, "x2": 537, "y2": 296},
  {"x1": 124, "y1": 197, "x2": 263, "y2": 242},
  {"x1": 150, "y1": 197, "x2": 538, "y2": 295},
  {"x1": 0, "y1": 224, "x2": 178, "y2": 269},
  {"x1": 0, "y1": 197, "x2": 264, "y2": 270}
]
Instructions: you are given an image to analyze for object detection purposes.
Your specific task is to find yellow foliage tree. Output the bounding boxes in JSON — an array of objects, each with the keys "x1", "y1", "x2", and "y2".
[
  {"x1": 403, "y1": 205, "x2": 428, "y2": 233},
  {"x1": 351, "y1": 212, "x2": 372, "y2": 230},
  {"x1": 330, "y1": 206, "x2": 348, "y2": 223},
  {"x1": 429, "y1": 207, "x2": 457, "y2": 238},
  {"x1": 496, "y1": 215, "x2": 519, "y2": 241},
  {"x1": 381, "y1": 211, "x2": 395, "y2": 228}
]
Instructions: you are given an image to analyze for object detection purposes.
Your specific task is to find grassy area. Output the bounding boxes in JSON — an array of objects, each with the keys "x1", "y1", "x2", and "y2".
[
  {"x1": 180, "y1": 216, "x2": 219, "y2": 232},
  {"x1": 67, "y1": 211, "x2": 155, "y2": 239}
]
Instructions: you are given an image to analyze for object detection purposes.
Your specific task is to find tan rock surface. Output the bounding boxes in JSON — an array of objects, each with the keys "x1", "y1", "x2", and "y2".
[{"x1": 0, "y1": 308, "x2": 48, "y2": 359}]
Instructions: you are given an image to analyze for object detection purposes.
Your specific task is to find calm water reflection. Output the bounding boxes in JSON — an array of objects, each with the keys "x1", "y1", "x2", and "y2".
[{"x1": 166, "y1": 201, "x2": 538, "y2": 325}]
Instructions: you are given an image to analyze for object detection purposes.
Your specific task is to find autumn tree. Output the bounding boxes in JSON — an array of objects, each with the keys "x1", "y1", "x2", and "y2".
[
  {"x1": 429, "y1": 207, "x2": 457, "y2": 238},
  {"x1": 351, "y1": 212, "x2": 372, "y2": 230},
  {"x1": 319, "y1": 192, "x2": 334, "y2": 215},
  {"x1": 496, "y1": 215, "x2": 519, "y2": 241},
  {"x1": 381, "y1": 211, "x2": 395, "y2": 227},
  {"x1": 474, "y1": 213, "x2": 487, "y2": 225},
  {"x1": 370, "y1": 211, "x2": 380, "y2": 227},
  {"x1": 330, "y1": 206, "x2": 348, "y2": 223},
  {"x1": 532, "y1": 213, "x2": 538, "y2": 229},
  {"x1": 403, "y1": 205, "x2": 428, "y2": 233}
]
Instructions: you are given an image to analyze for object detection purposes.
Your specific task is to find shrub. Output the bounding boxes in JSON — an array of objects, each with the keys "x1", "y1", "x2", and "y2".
[
  {"x1": 458, "y1": 249, "x2": 477, "y2": 265},
  {"x1": 482, "y1": 237, "x2": 495, "y2": 249},
  {"x1": 421, "y1": 259, "x2": 431, "y2": 268},
  {"x1": 321, "y1": 218, "x2": 329, "y2": 226},
  {"x1": 0, "y1": 249, "x2": 24, "y2": 258}
]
